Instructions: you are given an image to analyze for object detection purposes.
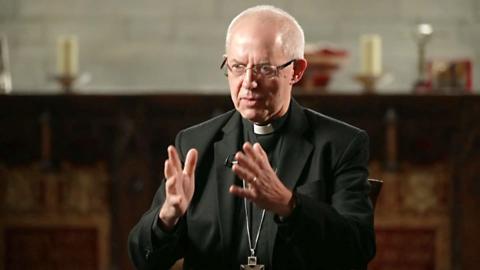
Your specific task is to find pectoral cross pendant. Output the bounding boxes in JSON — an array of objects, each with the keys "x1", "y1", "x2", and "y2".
[{"x1": 240, "y1": 256, "x2": 265, "y2": 270}]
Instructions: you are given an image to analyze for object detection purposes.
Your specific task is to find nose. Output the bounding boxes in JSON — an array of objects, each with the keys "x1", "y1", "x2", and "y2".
[{"x1": 241, "y1": 68, "x2": 258, "y2": 90}]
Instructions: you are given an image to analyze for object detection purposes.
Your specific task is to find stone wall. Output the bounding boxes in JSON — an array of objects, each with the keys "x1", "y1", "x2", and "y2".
[{"x1": 1, "y1": 0, "x2": 479, "y2": 94}]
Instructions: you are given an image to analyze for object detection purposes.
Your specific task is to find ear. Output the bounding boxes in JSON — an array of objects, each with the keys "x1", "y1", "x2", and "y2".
[{"x1": 290, "y1": 58, "x2": 308, "y2": 85}]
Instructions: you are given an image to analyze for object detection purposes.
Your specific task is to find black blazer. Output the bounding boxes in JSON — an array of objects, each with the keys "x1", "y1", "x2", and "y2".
[{"x1": 128, "y1": 99, "x2": 375, "y2": 270}]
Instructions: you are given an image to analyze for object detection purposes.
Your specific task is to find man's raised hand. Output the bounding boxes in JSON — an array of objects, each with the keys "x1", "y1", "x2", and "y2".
[{"x1": 159, "y1": 146, "x2": 198, "y2": 230}]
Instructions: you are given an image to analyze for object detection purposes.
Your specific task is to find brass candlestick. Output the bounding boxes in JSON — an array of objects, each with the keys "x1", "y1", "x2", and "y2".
[
  {"x1": 54, "y1": 74, "x2": 77, "y2": 94},
  {"x1": 51, "y1": 72, "x2": 90, "y2": 94},
  {"x1": 354, "y1": 74, "x2": 382, "y2": 94}
]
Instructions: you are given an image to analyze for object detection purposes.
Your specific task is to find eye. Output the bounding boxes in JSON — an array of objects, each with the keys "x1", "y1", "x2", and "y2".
[
  {"x1": 231, "y1": 64, "x2": 246, "y2": 72},
  {"x1": 259, "y1": 65, "x2": 275, "y2": 75}
]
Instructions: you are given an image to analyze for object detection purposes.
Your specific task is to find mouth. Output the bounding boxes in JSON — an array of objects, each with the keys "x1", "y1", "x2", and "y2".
[{"x1": 240, "y1": 96, "x2": 263, "y2": 106}]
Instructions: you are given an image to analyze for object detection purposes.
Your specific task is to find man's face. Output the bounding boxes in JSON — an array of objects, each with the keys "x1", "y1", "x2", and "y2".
[{"x1": 226, "y1": 20, "x2": 296, "y2": 124}]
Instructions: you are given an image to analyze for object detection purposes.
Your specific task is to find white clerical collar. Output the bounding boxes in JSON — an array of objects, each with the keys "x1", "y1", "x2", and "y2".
[{"x1": 253, "y1": 123, "x2": 274, "y2": 135}]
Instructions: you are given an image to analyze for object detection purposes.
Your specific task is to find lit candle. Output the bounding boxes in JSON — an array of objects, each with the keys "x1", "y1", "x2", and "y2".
[
  {"x1": 360, "y1": 34, "x2": 382, "y2": 76},
  {"x1": 56, "y1": 35, "x2": 78, "y2": 77}
]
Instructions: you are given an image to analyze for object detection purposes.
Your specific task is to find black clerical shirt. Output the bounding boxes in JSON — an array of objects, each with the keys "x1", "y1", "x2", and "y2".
[{"x1": 232, "y1": 111, "x2": 290, "y2": 268}]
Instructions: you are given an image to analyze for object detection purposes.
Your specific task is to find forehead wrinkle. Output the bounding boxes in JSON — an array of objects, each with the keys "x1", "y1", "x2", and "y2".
[{"x1": 228, "y1": 44, "x2": 274, "y2": 64}]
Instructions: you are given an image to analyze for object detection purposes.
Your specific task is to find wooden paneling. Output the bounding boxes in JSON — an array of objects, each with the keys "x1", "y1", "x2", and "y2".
[
  {"x1": 1, "y1": 94, "x2": 479, "y2": 270},
  {"x1": 5, "y1": 227, "x2": 98, "y2": 270}
]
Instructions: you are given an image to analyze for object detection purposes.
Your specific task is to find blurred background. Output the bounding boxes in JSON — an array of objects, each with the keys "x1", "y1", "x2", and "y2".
[{"x1": 0, "y1": 1, "x2": 479, "y2": 270}]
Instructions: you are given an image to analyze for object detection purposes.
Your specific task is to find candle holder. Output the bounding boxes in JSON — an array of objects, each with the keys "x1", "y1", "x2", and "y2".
[
  {"x1": 354, "y1": 74, "x2": 382, "y2": 94},
  {"x1": 413, "y1": 23, "x2": 434, "y2": 93},
  {"x1": 51, "y1": 72, "x2": 90, "y2": 94},
  {"x1": 54, "y1": 74, "x2": 77, "y2": 94}
]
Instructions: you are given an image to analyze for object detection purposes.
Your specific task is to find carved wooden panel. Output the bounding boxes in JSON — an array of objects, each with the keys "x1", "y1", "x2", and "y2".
[
  {"x1": 5, "y1": 227, "x2": 98, "y2": 270},
  {"x1": 369, "y1": 162, "x2": 451, "y2": 270},
  {"x1": 0, "y1": 162, "x2": 110, "y2": 270},
  {"x1": 0, "y1": 164, "x2": 47, "y2": 214},
  {"x1": 371, "y1": 228, "x2": 435, "y2": 270}
]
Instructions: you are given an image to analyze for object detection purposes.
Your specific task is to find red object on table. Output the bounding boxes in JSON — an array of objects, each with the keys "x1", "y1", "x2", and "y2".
[{"x1": 298, "y1": 46, "x2": 349, "y2": 91}]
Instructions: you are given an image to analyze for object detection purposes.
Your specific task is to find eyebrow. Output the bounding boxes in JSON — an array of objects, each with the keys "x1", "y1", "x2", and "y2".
[
  {"x1": 230, "y1": 59, "x2": 271, "y2": 65},
  {"x1": 230, "y1": 59, "x2": 245, "y2": 65}
]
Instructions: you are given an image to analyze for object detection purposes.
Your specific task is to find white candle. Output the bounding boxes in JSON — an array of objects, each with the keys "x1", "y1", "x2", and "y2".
[
  {"x1": 56, "y1": 35, "x2": 79, "y2": 76},
  {"x1": 360, "y1": 34, "x2": 382, "y2": 76}
]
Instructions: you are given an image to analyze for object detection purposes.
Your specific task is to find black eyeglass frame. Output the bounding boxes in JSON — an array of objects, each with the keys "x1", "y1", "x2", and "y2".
[{"x1": 220, "y1": 58, "x2": 296, "y2": 77}]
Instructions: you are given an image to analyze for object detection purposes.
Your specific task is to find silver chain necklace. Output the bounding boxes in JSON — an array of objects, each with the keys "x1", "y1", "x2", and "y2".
[{"x1": 242, "y1": 180, "x2": 266, "y2": 257}]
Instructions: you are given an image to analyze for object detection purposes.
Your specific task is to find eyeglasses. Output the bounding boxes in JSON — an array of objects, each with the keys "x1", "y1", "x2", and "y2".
[{"x1": 220, "y1": 58, "x2": 296, "y2": 78}]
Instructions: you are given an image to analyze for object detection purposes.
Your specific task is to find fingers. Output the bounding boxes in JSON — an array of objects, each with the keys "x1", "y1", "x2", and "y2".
[
  {"x1": 164, "y1": 159, "x2": 175, "y2": 179},
  {"x1": 232, "y1": 163, "x2": 257, "y2": 186},
  {"x1": 167, "y1": 145, "x2": 182, "y2": 172},
  {"x1": 165, "y1": 145, "x2": 197, "y2": 178},
  {"x1": 164, "y1": 146, "x2": 183, "y2": 195},
  {"x1": 242, "y1": 142, "x2": 269, "y2": 170},
  {"x1": 183, "y1": 149, "x2": 198, "y2": 177},
  {"x1": 232, "y1": 142, "x2": 269, "y2": 185},
  {"x1": 229, "y1": 185, "x2": 255, "y2": 201},
  {"x1": 164, "y1": 158, "x2": 178, "y2": 191},
  {"x1": 242, "y1": 142, "x2": 260, "y2": 162},
  {"x1": 252, "y1": 143, "x2": 268, "y2": 160}
]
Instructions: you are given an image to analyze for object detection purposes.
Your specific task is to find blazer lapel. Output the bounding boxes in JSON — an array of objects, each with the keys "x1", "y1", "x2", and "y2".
[
  {"x1": 268, "y1": 99, "x2": 313, "y2": 261},
  {"x1": 213, "y1": 112, "x2": 242, "y2": 257},
  {"x1": 276, "y1": 99, "x2": 313, "y2": 190}
]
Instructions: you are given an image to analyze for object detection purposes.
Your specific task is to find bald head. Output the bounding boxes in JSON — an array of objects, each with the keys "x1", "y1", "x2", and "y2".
[{"x1": 225, "y1": 5, "x2": 305, "y2": 60}]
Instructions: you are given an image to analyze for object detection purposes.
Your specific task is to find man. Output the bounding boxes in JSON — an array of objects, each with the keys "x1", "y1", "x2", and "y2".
[{"x1": 129, "y1": 5, "x2": 375, "y2": 270}]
